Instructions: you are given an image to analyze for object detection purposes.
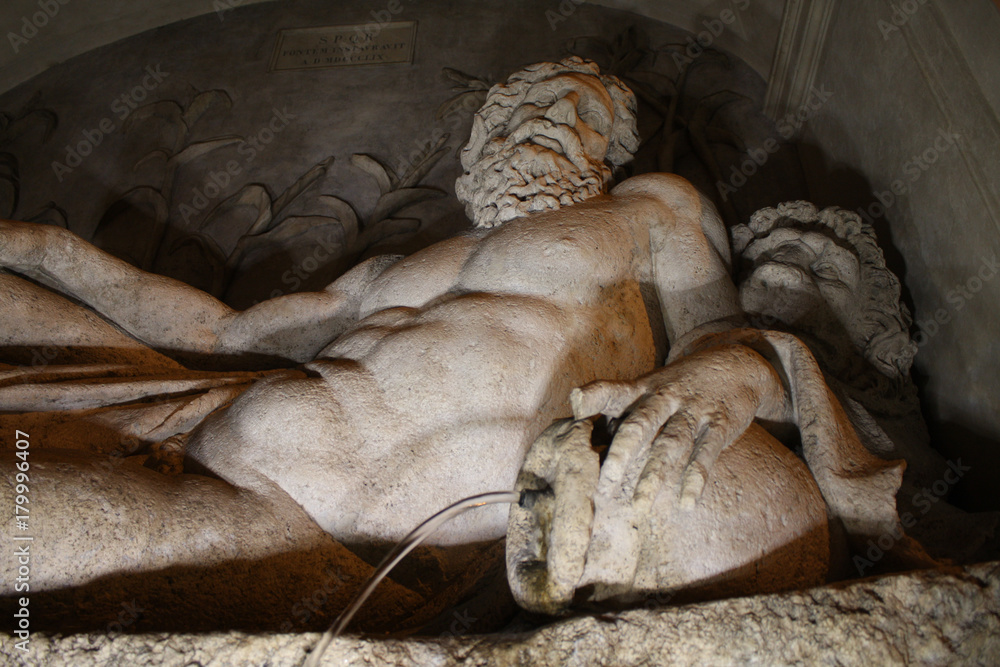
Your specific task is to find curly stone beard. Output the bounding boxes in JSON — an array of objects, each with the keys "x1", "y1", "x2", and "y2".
[{"x1": 456, "y1": 119, "x2": 613, "y2": 229}]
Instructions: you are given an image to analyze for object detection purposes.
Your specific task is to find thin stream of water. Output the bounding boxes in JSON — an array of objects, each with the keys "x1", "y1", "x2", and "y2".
[{"x1": 302, "y1": 490, "x2": 521, "y2": 667}]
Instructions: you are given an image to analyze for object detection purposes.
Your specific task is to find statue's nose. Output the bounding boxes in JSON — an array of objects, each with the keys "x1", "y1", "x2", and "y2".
[
  {"x1": 544, "y1": 96, "x2": 578, "y2": 127},
  {"x1": 753, "y1": 261, "x2": 811, "y2": 288}
]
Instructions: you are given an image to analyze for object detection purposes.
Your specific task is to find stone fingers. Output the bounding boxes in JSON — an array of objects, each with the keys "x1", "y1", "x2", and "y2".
[
  {"x1": 631, "y1": 410, "x2": 698, "y2": 515},
  {"x1": 597, "y1": 390, "x2": 678, "y2": 501},
  {"x1": 679, "y1": 415, "x2": 734, "y2": 510},
  {"x1": 570, "y1": 379, "x2": 646, "y2": 420}
]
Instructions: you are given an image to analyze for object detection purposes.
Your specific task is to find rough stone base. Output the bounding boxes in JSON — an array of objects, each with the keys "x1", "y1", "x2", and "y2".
[{"x1": 5, "y1": 562, "x2": 999, "y2": 666}]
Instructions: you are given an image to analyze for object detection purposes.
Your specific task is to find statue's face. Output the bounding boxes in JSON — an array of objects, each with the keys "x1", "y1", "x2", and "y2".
[
  {"x1": 738, "y1": 229, "x2": 863, "y2": 341},
  {"x1": 456, "y1": 71, "x2": 616, "y2": 228},
  {"x1": 503, "y1": 73, "x2": 615, "y2": 166}
]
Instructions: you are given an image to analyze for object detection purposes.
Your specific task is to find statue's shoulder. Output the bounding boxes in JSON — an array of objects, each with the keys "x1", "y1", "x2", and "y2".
[
  {"x1": 611, "y1": 172, "x2": 700, "y2": 203},
  {"x1": 610, "y1": 173, "x2": 702, "y2": 209}
]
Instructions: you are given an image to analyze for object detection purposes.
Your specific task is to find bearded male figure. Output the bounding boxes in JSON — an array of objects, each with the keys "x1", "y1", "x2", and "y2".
[{"x1": 0, "y1": 58, "x2": 910, "y2": 627}]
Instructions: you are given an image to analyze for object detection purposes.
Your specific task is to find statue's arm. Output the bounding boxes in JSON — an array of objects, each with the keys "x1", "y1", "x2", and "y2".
[
  {"x1": 612, "y1": 173, "x2": 744, "y2": 346},
  {"x1": 0, "y1": 220, "x2": 387, "y2": 363},
  {"x1": 212, "y1": 254, "x2": 400, "y2": 361},
  {"x1": 562, "y1": 175, "x2": 792, "y2": 504}
]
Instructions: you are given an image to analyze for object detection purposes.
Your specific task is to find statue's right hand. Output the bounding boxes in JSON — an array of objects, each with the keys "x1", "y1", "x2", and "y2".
[
  {"x1": 567, "y1": 344, "x2": 790, "y2": 589},
  {"x1": 571, "y1": 344, "x2": 789, "y2": 513}
]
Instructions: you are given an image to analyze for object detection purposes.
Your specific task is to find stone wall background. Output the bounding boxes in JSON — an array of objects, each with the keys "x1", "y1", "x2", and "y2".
[
  {"x1": 0, "y1": 0, "x2": 790, "y2": 94},
  {"x1": 0, "y1": 0, "x2": 800, "y2": 307}
]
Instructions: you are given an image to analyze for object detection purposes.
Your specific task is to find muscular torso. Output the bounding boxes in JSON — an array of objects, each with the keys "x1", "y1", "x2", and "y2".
[{"x1": 187, "y1": 192, "x2": 671, "y2": 544}]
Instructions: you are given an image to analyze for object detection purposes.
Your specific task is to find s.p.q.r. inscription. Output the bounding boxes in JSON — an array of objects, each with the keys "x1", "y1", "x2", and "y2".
[{"x1": 269, "y1": 21, "x2": 417, "y2": 71}]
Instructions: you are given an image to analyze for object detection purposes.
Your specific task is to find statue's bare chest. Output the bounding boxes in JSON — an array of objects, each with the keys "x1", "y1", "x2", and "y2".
[{"x1": 455, "y1": 205, "x2": 647, "y2": 304}]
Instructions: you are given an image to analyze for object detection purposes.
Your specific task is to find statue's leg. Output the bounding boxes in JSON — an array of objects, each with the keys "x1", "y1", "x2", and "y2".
[
  {"x1": 0, "y1": 448, "x2": 333, "y2": 591},
  {"x1": 0, "y1": 448, "x2": 423, "y2": 631}
]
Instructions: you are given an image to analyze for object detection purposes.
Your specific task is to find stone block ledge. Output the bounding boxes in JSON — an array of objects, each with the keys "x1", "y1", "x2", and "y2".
[{"x1": 4, "y1": 561, "x2": 999, "y2": 666}]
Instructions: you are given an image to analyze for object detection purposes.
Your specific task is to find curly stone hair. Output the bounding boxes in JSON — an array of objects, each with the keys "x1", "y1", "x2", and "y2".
[
  {"x1": 731, "y1": 201, "x2": 917, "y2": 382},
  {"x1": 459, "y1": 56, "x2": 640, "y2": 172}
]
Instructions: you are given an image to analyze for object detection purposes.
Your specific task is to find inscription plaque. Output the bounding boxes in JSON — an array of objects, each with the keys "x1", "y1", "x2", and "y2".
[{"x1": 270, "y1": 22, "x2": 417, "y2": 71}]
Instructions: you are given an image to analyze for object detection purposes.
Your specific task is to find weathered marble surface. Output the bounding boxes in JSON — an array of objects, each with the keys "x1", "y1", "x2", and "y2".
[{"x1": 4, "y1": 561, "x2": 997, "y2": 666}]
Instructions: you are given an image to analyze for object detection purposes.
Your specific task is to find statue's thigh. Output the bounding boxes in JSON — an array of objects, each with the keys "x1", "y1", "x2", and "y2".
[
  {"x1": 0, "y1": 448, "x2": 320, "y2": 592},
  {"x1": 0, "y1": 448, "x2": 427, "y2": 632}
]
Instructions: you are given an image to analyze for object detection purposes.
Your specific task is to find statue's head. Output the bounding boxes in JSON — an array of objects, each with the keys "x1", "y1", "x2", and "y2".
[
  {"x1": 732, "y1": 202, "x2": 917, "y2": 382},
  {"x1": 456, "y1": 57, "x2": 639, "y2": 228}
]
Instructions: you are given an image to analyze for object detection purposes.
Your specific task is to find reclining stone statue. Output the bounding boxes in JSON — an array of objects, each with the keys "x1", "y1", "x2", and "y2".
[{"x1": 0, "y1": 57, "x2": 925, "y2": 627}]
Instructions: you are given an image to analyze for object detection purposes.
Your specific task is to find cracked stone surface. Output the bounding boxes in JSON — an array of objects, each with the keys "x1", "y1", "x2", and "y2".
[{"x1": 5, "y1": 561, "x2": 998, "y2": 666}]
